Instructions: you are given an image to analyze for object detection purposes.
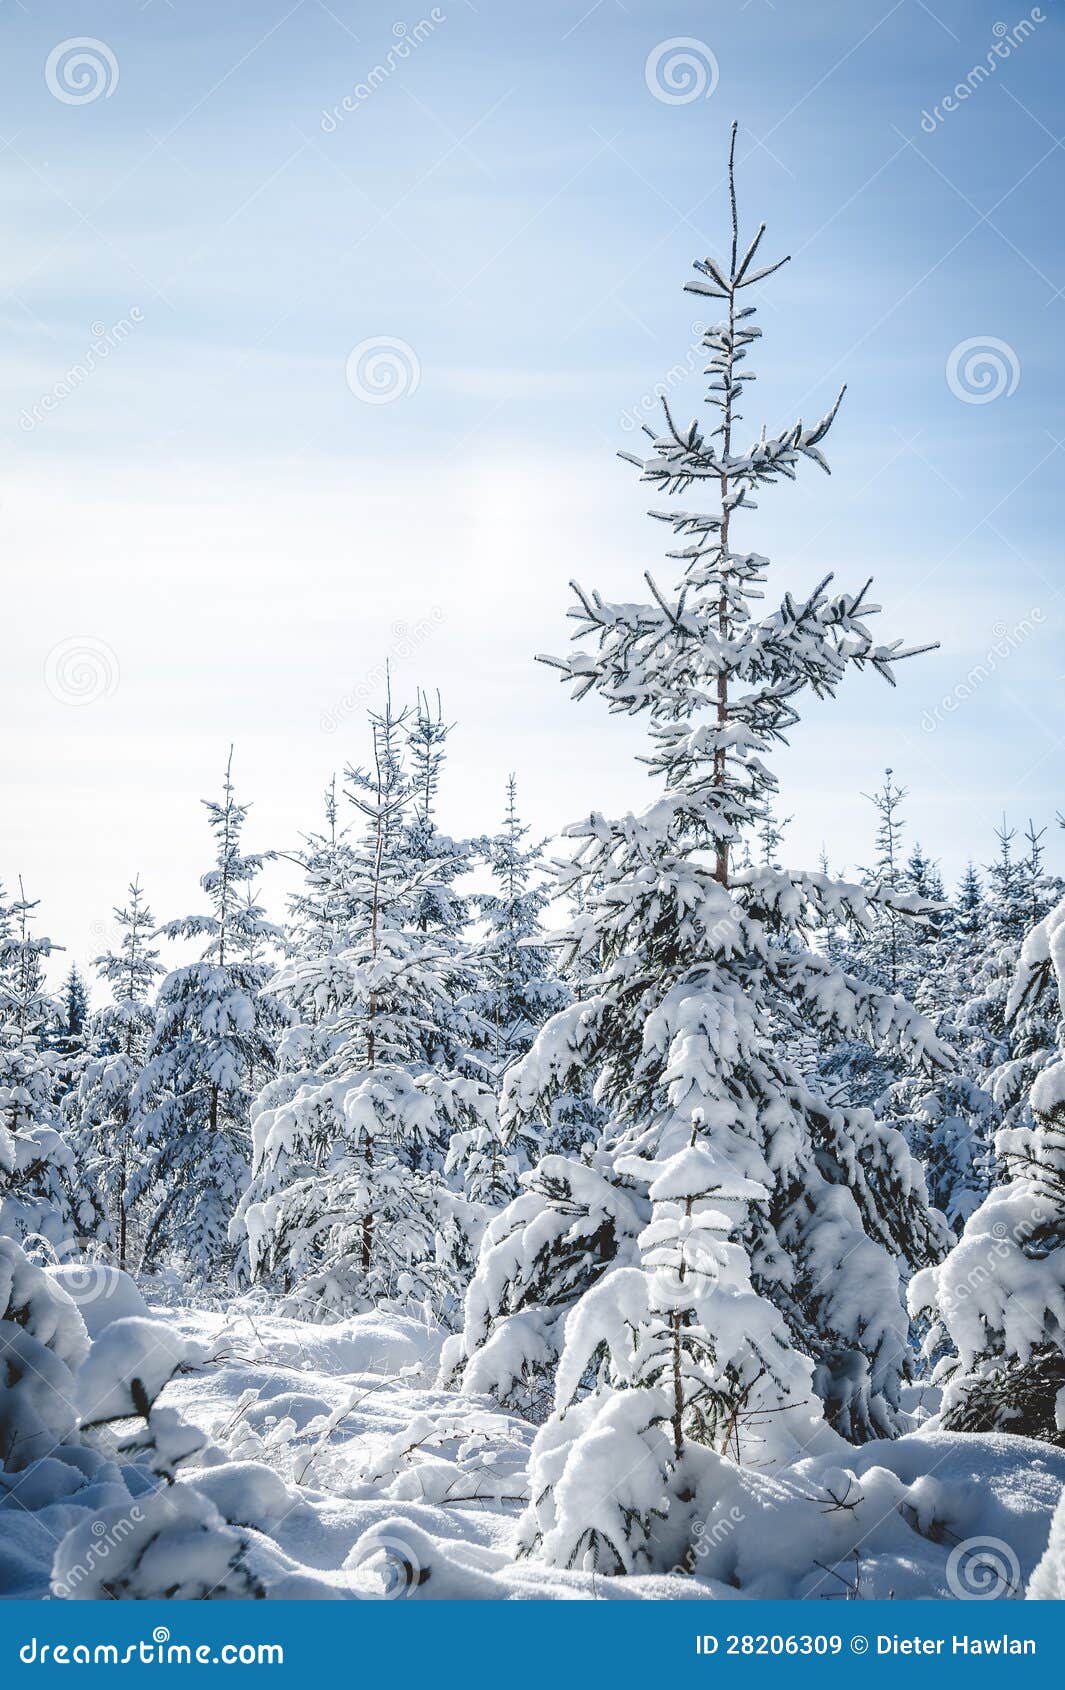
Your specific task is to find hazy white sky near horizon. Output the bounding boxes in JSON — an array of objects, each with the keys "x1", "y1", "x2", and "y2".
[{"x1": 3, "y1": 0, "x2": 1064, "y2": 987}]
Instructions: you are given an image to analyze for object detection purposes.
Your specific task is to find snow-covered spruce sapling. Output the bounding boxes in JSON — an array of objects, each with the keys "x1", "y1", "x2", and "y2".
[
  {"x1": 871, "y1": 848, "x2": 999, "y2": 1232},
  {"x1": 911, "y1": 887, "x2": 1065, "y2": 1443},
  {"x1": 515, "y1": 1133, "x2": 835, "y2": 1572},
  {"x1": 859, "y1": 768, "x2": 909, "y2": 992},
  {"x1": 983, "y1": 821, "x2": 1065, "y2": 1144},
  {"x1": 473, "y1": 774, "x2": 570, "y2": 1080},
  {"x1": 0, "y1": 882, "x2": 80, "y2": 1251},
  {"x1": 816, "y1": 773, "x2": 948, "y2": 1113},
  {"x1": 132, "y1": 753, "x2": 286, "y2": 1282},
  {"x1": 0, "y1": 882, "x2": 63, "y2": 1139},
  {"x1": 1, "y1": 1274, "x2": 279, "y2": 1600},
  {"x1": 283, "y1": 775, "x2": 358, "y2": 966},
  {"x1": 236, "y1": 691, "x2": 497, "y2": 1320},
  {"x1": 450, "y1": 126, "x2": 952, "y2": 1571},
  {"x1": 76, "y1": 1313, "x2": 218, "y2": 1486},
  {"x1": 66, "y1": 879, "x2": 164, "y2": 1270},
  {"x1": 53, "y1": 965, "x2": 90, "y2": 1069},
  {"x1": 969, "y1": 821, "x2": 1062, "y2": 1065},
  {"x1": 406, "y1": 690, "x2": 470, "y2": 950},
  {"x1": 444, "y1": 775, "x2": 568, "y2": 1223}
]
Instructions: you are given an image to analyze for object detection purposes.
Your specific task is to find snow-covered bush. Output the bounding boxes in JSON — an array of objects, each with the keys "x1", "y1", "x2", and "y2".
[
  {"x1": 77, "y1": 1316, "x2": 207, "y2": 1427},
  {"x1": 0, "y1": 1232, "x2": 262, "y2": 1602},
  {"x1": 52, "y1": 1485, "x2": 266, "y2": 1600},
  {"x1": 47, "y1": 1261, "x2": 149, "y2": 1338},
  {"x1": 0, "y1": 1237, "x2": 88, "y2": 1469}
]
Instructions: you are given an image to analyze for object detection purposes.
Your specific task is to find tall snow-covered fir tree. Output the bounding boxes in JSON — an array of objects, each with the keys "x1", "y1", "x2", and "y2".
[
  {"x1": 445, "y1": 127, "x2": 953, "y2": 1573},
  {"x1": 50, "y1": 964, "x2": 93, "y2": 1139},
  {"x1": 0, "y1": 883, "x2": 79, "y2": 1249},
  {"x1": 235, "y1": 690, "x2": 498, "y2": 1320},
  {"x1": 132, "y1": 755, "x2": 286, "y2": 1281},
  {"x1": 67, "y1": 879, "x2": 164, "y2": 1269}
]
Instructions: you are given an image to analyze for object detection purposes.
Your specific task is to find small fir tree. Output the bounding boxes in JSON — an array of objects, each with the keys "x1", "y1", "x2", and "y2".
[
  {"x1": 132, "y1": 755, "x2": 285, "y2": 1281},
  {"x1": 235, "y1": 692, "x2": 496, "y2": 1320},
  {"x1": 0, "y1": 883, "x2": 78, "y2": 1249},
  {"x1": 67, "y1": 879, "x2": 164, "y2": 1269}
]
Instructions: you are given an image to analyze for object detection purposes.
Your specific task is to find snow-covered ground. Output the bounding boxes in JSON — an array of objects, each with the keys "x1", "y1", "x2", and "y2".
[{"x1": 5, "y1": 1274, "x2": 1064, "y2": 1602}]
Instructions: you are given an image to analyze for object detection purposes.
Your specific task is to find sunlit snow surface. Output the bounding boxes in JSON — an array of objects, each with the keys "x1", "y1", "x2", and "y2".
[{"x1": 1, "y1": 1284, "x2": 1062, "y2": 1602}]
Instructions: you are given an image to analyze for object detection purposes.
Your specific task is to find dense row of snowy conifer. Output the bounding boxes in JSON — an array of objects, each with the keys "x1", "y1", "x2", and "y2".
[{"x1": 4, "y1": 127, "x2": 1064, "y2": 1583}]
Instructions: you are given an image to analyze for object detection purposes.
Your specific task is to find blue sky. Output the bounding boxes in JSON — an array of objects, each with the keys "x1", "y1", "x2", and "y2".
[{"x1": 2, "y1": 0, "x2": 1063, "y2": 976}]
